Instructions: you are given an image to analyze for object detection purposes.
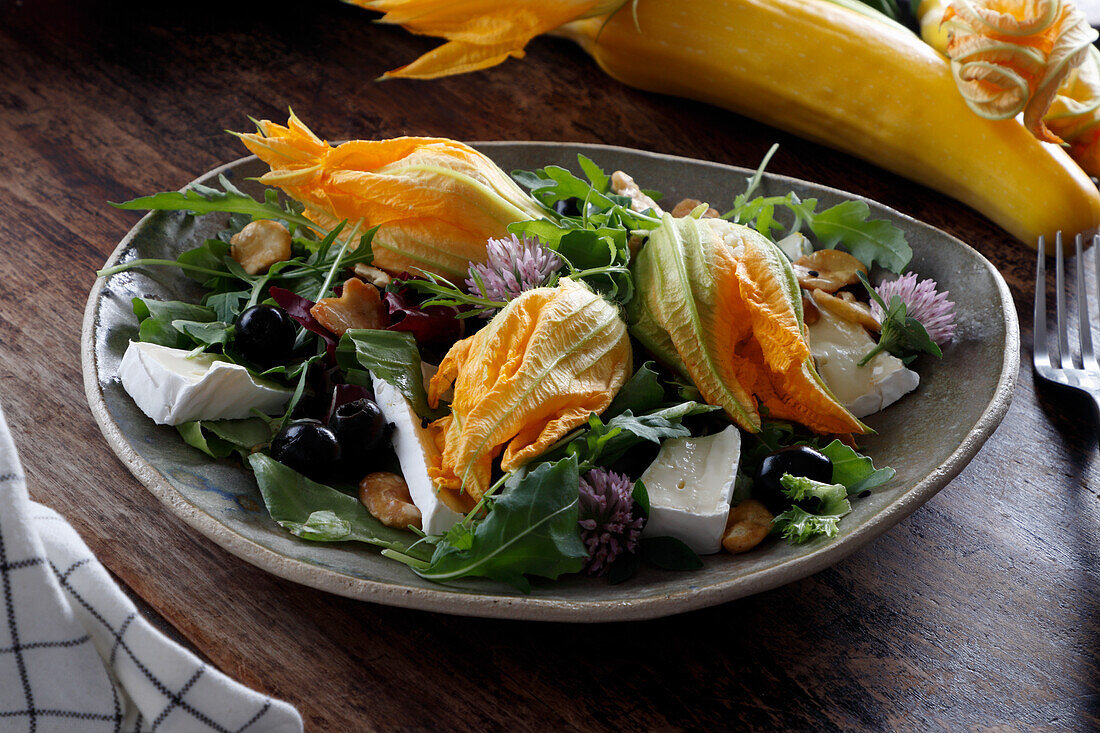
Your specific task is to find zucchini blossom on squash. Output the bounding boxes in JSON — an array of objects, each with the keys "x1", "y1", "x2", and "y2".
[
  {"x1": 236, "y1": 112, "x2": 546, "y2": 282},
  {"x1": 628, "y1": 214, "x2": 865, "y2": 436},
  {"x1": 427, "y1": 278, "x2": 631, "y2": 500},
  {"x1": 918, "y1": 0, "x2": 1098, "y2": 145},
  {"x1": 347, "y1": 0, "x2": 630, "y2": 79}
]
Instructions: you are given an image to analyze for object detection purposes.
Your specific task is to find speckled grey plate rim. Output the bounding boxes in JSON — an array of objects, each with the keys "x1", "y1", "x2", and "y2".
[{"x1": 82, "y1": 142, "x2": 1019, "y2": 622}]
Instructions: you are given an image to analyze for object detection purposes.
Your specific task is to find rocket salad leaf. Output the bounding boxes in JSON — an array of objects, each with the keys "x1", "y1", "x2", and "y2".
[
  {"x1": 396, "y1": 457, "x2": 589, "y2": 593},
  {"x1": 249, "y1": 454, "x2": 430, "y2": 557}
]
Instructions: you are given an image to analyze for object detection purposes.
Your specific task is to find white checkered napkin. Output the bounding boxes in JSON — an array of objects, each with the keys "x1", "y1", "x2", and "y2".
[{"x1": 0, "y1": 400, "x2": 303, "y2": 733}]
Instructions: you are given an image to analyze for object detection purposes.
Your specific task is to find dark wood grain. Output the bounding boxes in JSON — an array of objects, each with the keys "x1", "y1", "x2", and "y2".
[{"x1": 1, "y1": 1, "x2": 1098, "y2": 730}]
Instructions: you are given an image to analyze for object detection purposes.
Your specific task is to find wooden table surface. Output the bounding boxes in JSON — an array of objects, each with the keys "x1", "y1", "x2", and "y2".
[{"x1": 3, "y1": 1, "x2": 1097, "y2": 730}]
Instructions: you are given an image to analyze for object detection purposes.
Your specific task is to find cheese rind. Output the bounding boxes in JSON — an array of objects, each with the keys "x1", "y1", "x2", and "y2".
[
  {"x1": 118, "y1": 341, "x2": 291, "y2": 425},
  {"x1": 370, "y1": 374, "x2": 464, "y2": 535},
  {"x1": 807, "y1": 307, "x2": 919, "y2": 418},
  {"x1": 640, "y1": 426, "x2": 742, "y2": 555}
]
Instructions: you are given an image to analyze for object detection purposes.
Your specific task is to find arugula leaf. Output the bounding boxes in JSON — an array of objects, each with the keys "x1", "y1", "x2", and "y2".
[
  {"x1": 639, "y1": 536, "x2": 703, "y2": 570},
  {"x1": 412, "y1": 457, "x2": 589, "y2": 592},
  {"x1": 136, "y1": 318, "x2": 191, "y2": 349},
  {"x1": 605, "y1": 361, "x2": 665, "y2": 418},
  {"x1": 176, "y1": 417, "x2": 273, "y2": 459},
  {"x1": 554, "y1": 228, "x2": 634, "y2": 303},
  {"x1": 548, "y1": 402, "x2": 716, "y2": 469},
  {"x1": 858, "y1": 272, "x2": 942, "y2": 365},
  {"x1": 204, "y1": 290, "x2": 250, "y2": 323},
  {"x1": 808, "y1": 200, "x2": 911, "y2": 274},
  {"x1": 508, "y1": 154, "x2": 667, "y2": 306},
  {"x1": 177, "y1": 422, "x2": 235, "y2": 458},
  {"x1": 721, "y1": 146, "x2": 911, "y2": 273},
  {"x1": 337, "y1": 329, "x2": 434, "y2": 419},
  {"x1": 772, "y1": 474, "x2": 852, "y2": 543},
  {"x1": 132, "y1": 298, "x2": 215, "y2": 324},
  {"x1": 607, "y1": 551, "x2": 641, "y2": 585},
  {"x1": 172, "y1": 320, "x2": 232, "y2": 349},
  {"x1": 819, "y1": 439, "x2": 896, "y2": 495},
  {"x1": 132, "y1": 297, "x2": 216, "y2": 348},
  {"x1": 632, "y1": 478, "x2": 651, "y2": 518},
  {"x1": 204, "y1": 417, "x2": 274, "y2": 449},
  {"x1": 112, "y1": 173, "x2": 315, "y2": 232},
  {"x1": 249, "y1": 453, "x2": 427, "y2": 556}
]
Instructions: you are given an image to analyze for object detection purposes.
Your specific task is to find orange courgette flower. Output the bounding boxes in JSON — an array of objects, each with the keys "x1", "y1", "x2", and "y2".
[
  {"x1": 941, "y1": 0, "x2": 1098, "y2": 143},
  {"x1": 346, "y1": 0, "x2": 630, "y2": 78},
  {"x1": 236, "y1": 112, "x2": 545, "y2": 281},
  {"x1": 1045, "y1": 46, "x2": 1100, "y2": 176},
  {"x1": 427, "y1": 278, "x2": 631, "y2": 500},
  {"x1": 628, "y1": 215, "x2": 865, "y2": 436}
]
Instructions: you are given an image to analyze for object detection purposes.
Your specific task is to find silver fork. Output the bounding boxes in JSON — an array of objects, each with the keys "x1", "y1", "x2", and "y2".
[{"x1": 1034, "y1": 232, "x2": 1100, "y2": 415}]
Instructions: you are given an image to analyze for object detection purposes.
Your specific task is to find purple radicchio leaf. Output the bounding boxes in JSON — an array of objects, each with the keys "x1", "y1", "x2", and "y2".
[
  {"x1": 384, "y1": 288, "x2": 464, "y2": 346},
  {"x1": 269, "y1": 286, "x2": 339, "y2": 363}
]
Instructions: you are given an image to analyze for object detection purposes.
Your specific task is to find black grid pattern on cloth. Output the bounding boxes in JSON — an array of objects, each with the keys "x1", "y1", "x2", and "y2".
[
  {"x1": 0, "y1": 468, "x2": 125, "y2": 733},
  {"x1": 47, "y1": 559, "x2": 274, "y2": 733}
]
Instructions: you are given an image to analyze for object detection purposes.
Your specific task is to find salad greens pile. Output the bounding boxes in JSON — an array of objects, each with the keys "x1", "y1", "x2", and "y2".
[{"x1": 101, "y1": 146, "x2": 921, "y2": 592}]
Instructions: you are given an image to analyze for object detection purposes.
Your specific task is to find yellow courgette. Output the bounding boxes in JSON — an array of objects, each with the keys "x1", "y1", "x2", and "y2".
[{"x1": 555, "y1": 0, "x2": 1100, "y2": 247}]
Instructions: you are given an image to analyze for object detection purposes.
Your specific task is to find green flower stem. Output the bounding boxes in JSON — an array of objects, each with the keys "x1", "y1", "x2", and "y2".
[
  {"x1": 313, "y1": 219, "x2": 362, "y2": 302},
  {"x1": 97, "y1": 259, "x2": 239, "y2": 280},
  {"x1": 380, "y1": 549, "x2": 431, "y2": 570},
  {"x1": 462, "y1": 471, "x2": 512, "y2": 528},
  {"x1": 858, "y1": 342, "x2": 888, "y2": 367},
  {"x1": 569, "y1": 264, "x2": 631, "y2": 280}
]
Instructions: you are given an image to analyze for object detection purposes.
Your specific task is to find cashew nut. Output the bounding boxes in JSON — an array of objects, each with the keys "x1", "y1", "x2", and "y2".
[
  {"x1": 610, "y1": 170, "x2": 663, "y2": 214},
  {"x1": 722, "y1": 498, "x2": 774, "y2": 554},
  {"x1": 670, "y1": 198, "x2": 720, "y2": 218},
  {"x1": 793, "y1": 249, "x2": 867, "y2": 293},
  {"x1": 359, "y1": 472, "x2": 422, "y2": 530},
  {"x1": 310, "y1": 278, "x2": 387, "y2": 336},
  {"x1": 811, "y1": 288, "x2": 880, "y2": 332},
  {"x1": 353, "y1": 263, "x2": 392, "y2": 288},
  {"x1": 230, "y1": 220, "x2": 293, "y2": 275}
]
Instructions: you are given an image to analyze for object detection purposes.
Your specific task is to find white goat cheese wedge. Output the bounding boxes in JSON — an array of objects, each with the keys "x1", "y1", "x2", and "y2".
[
  {"x1": 119, "y1": 341, "x2": 291, "y2": 426},
  {"x1": 370, "y1": 374, "x2": 464, "y2": 535},
  {"x1": 807, "y1": 306, "x2": 920, "y2": 418},
  {"x1": 640, "y1": 426, "x2": 741, "y2": 555}
]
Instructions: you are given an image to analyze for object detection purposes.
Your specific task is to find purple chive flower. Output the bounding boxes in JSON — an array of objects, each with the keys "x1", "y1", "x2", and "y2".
[
  {"x1": 872, "y1": 272, "x2": 957, "y2": 345},
  {"x1": 465, "y1": 234, "x2": 561, "y2": 306},
  {"x1": 577, "y1": 468, "x2": 644, "y2": 576}
]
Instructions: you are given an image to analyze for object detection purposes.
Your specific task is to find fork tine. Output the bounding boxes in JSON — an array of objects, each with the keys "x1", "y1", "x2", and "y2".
[
  {"x1": 1056, "y1": 231, "x2": 1071, "y2": 368},
  {"x1": 1077, "y1": 234, "x2": 1096, "y2": 368},
  {"x1": 1035, "y1": 235, "x2": 1049, "y2": 369}
]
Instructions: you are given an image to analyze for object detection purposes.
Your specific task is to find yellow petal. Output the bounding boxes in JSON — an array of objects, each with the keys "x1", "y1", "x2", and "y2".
[
  {"x1": 349, "y1": 0, "x2": 621, "y2": 77},
  {"x1": 236, "y1": 113, "x2": 544, "y2": 281},
  {"x1": 428, "y1": 278, "x2": 631, "y2": 499},
  {"x1": 381, "y1": 40, "x2": 524, "y2": 79},
  {"x1": 628, "y1": 216, "x2": 864, "y2": 436},
  {"x1": 943, "y1": 0, "x2": 1098, "y2": 143}
]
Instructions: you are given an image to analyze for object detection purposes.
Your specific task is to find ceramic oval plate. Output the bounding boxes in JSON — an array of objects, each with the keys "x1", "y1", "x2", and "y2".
[{"x1": 82, "y1": 142, "x2": 1019, "y2": 622}]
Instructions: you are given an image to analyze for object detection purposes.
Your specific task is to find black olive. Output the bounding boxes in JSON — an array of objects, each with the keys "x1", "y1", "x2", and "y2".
[
  {"x1": 554, "y1": 198, "x2": 581, "y2": 217},
  {"x1": 270, "y1": 419, "x2": 341, "y2": 481},
  {"x1": 753, "y1": 445, "x2": 833, "y2": 514},
  {"x1": 233, "y1": 305, "x2": 295, "y2": 369},
  {"x1": 328, "y1": 398, "x2": 389, "y2": 457}
]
